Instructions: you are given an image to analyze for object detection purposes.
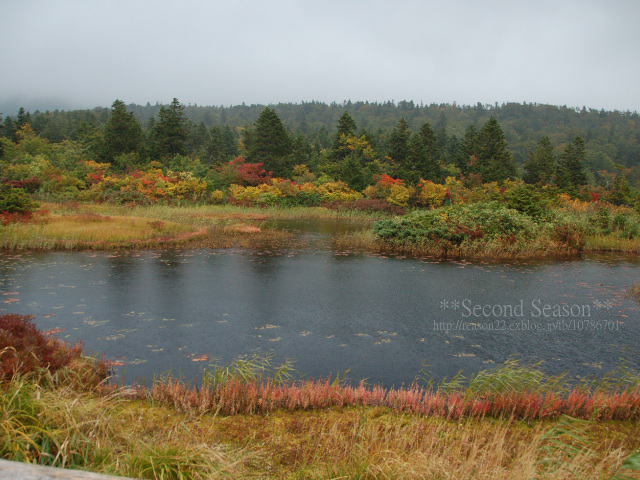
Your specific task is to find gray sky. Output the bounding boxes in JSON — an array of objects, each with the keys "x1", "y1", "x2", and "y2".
[{"x1": 1, "y1": 0, "x2": 639, "y2": 113}]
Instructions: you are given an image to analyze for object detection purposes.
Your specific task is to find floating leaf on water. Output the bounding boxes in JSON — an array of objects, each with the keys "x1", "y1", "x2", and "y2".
[
  {"x1": 43, "y1": 327, "x2": 66, "y2": 335},
  {"x1": 299, "y1": 330, "x2": 311, "y2": 336},
  {"x1": 268, "y1": 337, "x2": 282, "y2": 342},
  {"x1": 256, "y1": 323, "x2": 280, "y2": 330},
  {"x1": 192, "y1": 354, "x2": 209, "y2": 362}
]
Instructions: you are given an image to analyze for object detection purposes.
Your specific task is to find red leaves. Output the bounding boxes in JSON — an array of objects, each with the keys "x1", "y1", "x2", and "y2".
[
  {"x1": 0, "y1": 314, "x2": 82, "y2": 379},
  {"x1": 227, "y1": 157, "x2": 273, "y2": 186},
  {"x1": 147, "y1": 377, "x2": 640, "y2": 420},
  {"x1": 376, "y1": 174, "x2": 404, "y2": 187}
]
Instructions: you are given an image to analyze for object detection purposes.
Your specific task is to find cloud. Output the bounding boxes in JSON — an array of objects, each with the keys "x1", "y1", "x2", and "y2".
[{"x1": 1, "y1": 0, "x2": 638, "y2": 112}]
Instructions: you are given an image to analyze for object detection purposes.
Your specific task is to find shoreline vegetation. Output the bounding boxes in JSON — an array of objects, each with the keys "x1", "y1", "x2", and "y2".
[
  {"x1": 1, "y1": 103, "x2": 640, "y2": 261},
  {"x1": 1, "y1": 315, "x2": 640, "y2": 479},
  {"x1": 0, "y1": 201, "x2": 639, "y2": 260}
]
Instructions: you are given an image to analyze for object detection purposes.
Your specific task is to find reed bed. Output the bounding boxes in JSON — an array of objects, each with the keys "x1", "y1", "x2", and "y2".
[{"x1": 144, "y1": 377, "x2": 640, "y2": 421}]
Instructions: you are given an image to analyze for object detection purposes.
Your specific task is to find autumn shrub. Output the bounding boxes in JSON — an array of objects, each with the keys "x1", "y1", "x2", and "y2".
[{"x1": 0, "y1": 314, "x2": 83, "y2": 379}]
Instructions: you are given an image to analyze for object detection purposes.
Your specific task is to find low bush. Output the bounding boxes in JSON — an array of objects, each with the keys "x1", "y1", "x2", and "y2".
[
  {"x1": 373, "y1": 202, "x2": 537, "y2": 246},
  {"x1": 0, "y1": 314, "x2": 83, "y2": 380}
]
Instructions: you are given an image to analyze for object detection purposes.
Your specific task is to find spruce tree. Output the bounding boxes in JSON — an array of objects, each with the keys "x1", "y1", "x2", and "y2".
[
  {"x1": 151, "y1": 98, "x2": 188, "y2": 159},
  {"x1": 387, "y1": 118, "x2": 411, "y2": 166},
  {"x1": 405, "y1": 122, "x2": 441, "y2": 182},
  {"x1": 473, "y1": 117, "x2": 516, "y2": 182},
  {"x1": 557, "y1": 136, "x2": 587, "y2": 191},
  {"x1": 16, "y1": 107, "x2": 31, "y2": 128},
  {"x1": 523, "y1": 136, "x2": 556, "y2": 185},
  {"x1": 331, "y1": 112, "x2": 357, "y2": 160},
  {"x1": 457, "y1": 125, "x2": 478, "y2": 174},
  {"x1": 103, "y1": 100, "x2": 143, "y2": 164},
  {"x1": 247, "y1": 107, "x2": 292, "y2": 176}
]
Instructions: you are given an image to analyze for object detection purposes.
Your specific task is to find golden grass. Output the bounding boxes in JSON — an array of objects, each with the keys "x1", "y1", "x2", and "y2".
[
  {"x1": 585, "y1": 235, "x2": 640, "y2": 254},
  {"x1": 7, "y1": 381, "x2": 639, "y2": 480},
  {"x1": 0, "y1": 213, "x2": 201, "y2": 250}
]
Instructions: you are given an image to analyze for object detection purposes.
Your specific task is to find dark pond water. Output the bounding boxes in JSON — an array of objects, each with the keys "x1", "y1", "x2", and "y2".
[{"x1": 1, "y1": 222, "x2": 639, "y2": 387}]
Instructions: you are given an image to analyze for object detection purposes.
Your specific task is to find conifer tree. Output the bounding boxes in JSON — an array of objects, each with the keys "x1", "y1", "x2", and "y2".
[
  {"x1": 523, "y1": 136, "x2": 556, "y2": 185},
  {"x1": 103, "y1": 100, "x2": 143, "y2": 163},
  {"x1": 473, "y1": 117, "x2": 516, "y2": 182},
  {"x1": 405, "y1": 122, "x2": 441, "y2": 182},
  {"x1": 331, "y1": 112, "x2": 357, "y2": 160},
  {"x1": 151, "y1": 98, "x2": 188, "y2": 159},
  {"x1": 387, "y1": 118, "x2": 411, "y2": 165},
  {"x1": 557, "y1": 136, "x2": 587, "y2": 191},
  {"x1": 247, "y1": 107, "x2": 292, "y2": 176},
  {"x1": 457, "y1": 125, "x2": 478, "y2": 174}
]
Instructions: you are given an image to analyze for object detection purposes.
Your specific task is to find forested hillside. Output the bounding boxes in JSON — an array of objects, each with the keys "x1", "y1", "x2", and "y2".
[{"x1": 2, "y1": 101, "x2": 639, "y2": 173}]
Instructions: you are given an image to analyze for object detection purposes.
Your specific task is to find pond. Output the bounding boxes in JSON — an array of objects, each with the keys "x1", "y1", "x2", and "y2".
[{"x1": 0, "y1": 221, "x2": 638, "y2": 387}]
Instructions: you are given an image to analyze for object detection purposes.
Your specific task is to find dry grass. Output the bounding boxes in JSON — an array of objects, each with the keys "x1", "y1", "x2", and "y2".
[
  {"x1": 585, "y1": 235, "x2": 640, "y2": 254},
  {"x1": 4, "y1": 382, "x2": 639, "y2": 480},
  {"x1": 0, "y1": 202, "x2": 374, "y2": 251}
]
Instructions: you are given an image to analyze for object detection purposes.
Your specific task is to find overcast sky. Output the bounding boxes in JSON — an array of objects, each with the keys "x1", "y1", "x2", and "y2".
[{"x1": 1, "y1": 0, "x2": 639, "y2": 113}]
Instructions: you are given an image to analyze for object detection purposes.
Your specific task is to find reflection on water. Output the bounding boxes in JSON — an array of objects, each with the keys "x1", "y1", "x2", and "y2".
[{"x1": 0, "y1": 245, "x2": 638, "y2": 387}]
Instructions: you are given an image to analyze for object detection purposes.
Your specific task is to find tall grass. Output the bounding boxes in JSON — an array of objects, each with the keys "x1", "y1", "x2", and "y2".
[{"x1": 1, "y1": 321, "x2": 639, "y2": 479}]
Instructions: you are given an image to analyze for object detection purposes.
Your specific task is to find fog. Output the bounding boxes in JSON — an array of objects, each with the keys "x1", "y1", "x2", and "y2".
[{"x1": 1, "y1": 0, "x2": 639, "y2": 113}]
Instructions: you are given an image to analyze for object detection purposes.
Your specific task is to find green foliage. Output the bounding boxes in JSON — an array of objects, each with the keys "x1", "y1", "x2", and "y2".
[
  {"x1": 505, "y1": 183, "x2": 552, "y2": 219},
  {"x1": 557, "y1": 137, "x2": 587, "y2": 192},
  {"x1": 330, "y1": 111, "x2": 357, "y2": 161},
  {"x1": 102, "y1": 99, "x2": 143, "y2": 165},
  {"x1": 523, "y1": 136, "x2": 556, "y2": 185},
  {"x1": 472, "y1": 117, "x2": 516, "y2": 182},
  {"x1": 374, "y1": 202, "x2": 537, "y2": 245},
  {"x1": 0, "y1": 185, "x2": 38, "y2": 213},
  {"x1": 247, "y1": 107, "x2": 292, "y2": 176},
  {"x1": 151, "y1": 98, "x2": 189, "y2": 160},
  {"x1": 202, "y1": 353, "x2": 295, "y2": 389}
]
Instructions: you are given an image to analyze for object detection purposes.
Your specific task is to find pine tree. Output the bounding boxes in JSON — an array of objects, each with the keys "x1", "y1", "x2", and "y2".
[
  {"x1": 206, "y1": 125, "x2": 238, "y2": 164},
  {"x1": 457, "y1": 125, "x2": 478, "y2": 174},
  {"x1": 247, "y1": 107, "x2": 292, "y2": 176},
  {"x1": 473, "y1": 117, "x2": 516, "y2": 182},
  {"x1": 387, "y1": 118, "x2": 411, "y2": 166},
  {"x1": 523, "y1": 136, "x2": 556, "y2": 185},
  {"x1": 557, "y1": 136, "x2": 587, "y2": 191},
  {"x1": 151, "y1": 98, "x2": 188, "y2": 159},
  {"x1": 103, "y1": 100, "x2": 143, "y2": 164},
  {"x1": 16, "y1": 107, "x2": 31, "y2": 128},
  {"x1": 331, "y1": 112, "x2": 357, "y2": 160},
  {"x1": 405, "y1": 122, "x2": 441, "y2": 182}
]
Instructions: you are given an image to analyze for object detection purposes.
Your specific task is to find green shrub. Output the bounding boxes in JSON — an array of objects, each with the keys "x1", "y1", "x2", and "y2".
[
  {"x1": 374, "y1": 202, "x2": 537, "y2": 246},
  {"x1": 0, "y1": 185, "x2": 38, "y2": 214}
]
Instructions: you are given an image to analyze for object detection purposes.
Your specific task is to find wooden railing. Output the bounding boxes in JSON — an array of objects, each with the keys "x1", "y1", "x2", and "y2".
[{"x1": 0, "y1": 459, "x2": 133, "y2": 479}]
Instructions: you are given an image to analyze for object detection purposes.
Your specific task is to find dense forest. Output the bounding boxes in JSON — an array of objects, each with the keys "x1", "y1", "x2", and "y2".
[{"x1": 2, "y1": 100, "x2": 639, "y2": 180}]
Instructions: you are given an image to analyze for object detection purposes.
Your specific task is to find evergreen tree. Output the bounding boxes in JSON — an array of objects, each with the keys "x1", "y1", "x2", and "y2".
[
  {"x1": 102, "y1": 100, "x2": 143, "y2": 164},
  {"x1": 206, "y1": 125, "x2": 238, "y2": 164},
  {"x1": 473, "y1": 117, "x2": 516, "y2": 182},
  {"x1": 405, "y1": 122, "x2": 441, "y2": 182},
  {"x1": 151, "y1": 98, "x2": 188, "y2": 159},
  {"x1": 16, "y1": 107, "x2": 31, "y2": 128},
  {"x1": 523, "y1": 136, "x2": 556, "y2": 185},
  {"x1": 247, "y1": 107, "x2": 292, "y2": 176},
  {"x1": 457, "y1": 125, "x2": 478, "y2": 174},
  {"x1": 387, "y1": 118, "x2": 411, "y2": 166},
  {"x1": 557, "y1": 136, "x2": 588, "y2": 191},
  {"x1": 330, "y1": 112, "x2": 357, "y2": 160}
]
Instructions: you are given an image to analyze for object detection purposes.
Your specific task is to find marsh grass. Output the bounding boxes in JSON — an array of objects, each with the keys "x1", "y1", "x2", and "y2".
[
  {"x1": 0, "y1": 202, "x2": 376, "y2": 251},
  {"x1": 1, "y1": 324, "x2": 640, "y2": 479}
]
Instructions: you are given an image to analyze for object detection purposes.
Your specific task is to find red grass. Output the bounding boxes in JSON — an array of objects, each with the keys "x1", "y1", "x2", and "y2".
[
  {"x1": 143, "y1": 378, "x2": 640, "y2": 421},
  {"x1": 0, "y1": 314, "x2": 85, "y2": 379}
]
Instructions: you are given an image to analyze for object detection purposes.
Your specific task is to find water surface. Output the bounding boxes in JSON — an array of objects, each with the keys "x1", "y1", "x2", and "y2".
[{"x1": 1, "y1": 243, "x2": 638, "y2": 386}]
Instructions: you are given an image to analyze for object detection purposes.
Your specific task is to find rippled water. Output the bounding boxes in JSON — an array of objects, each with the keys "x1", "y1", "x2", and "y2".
[{"x1": 0, "y1": 223, "x2": 638, "y2": 386}]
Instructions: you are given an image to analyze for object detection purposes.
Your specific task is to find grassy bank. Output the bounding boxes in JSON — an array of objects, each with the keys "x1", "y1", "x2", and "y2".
[
  {"x1": 0, "y1": 202, "x2": 377, "y2": 251},
  {"x1": 1, "y1": 315, "x2": 640, "y2": 479}
]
